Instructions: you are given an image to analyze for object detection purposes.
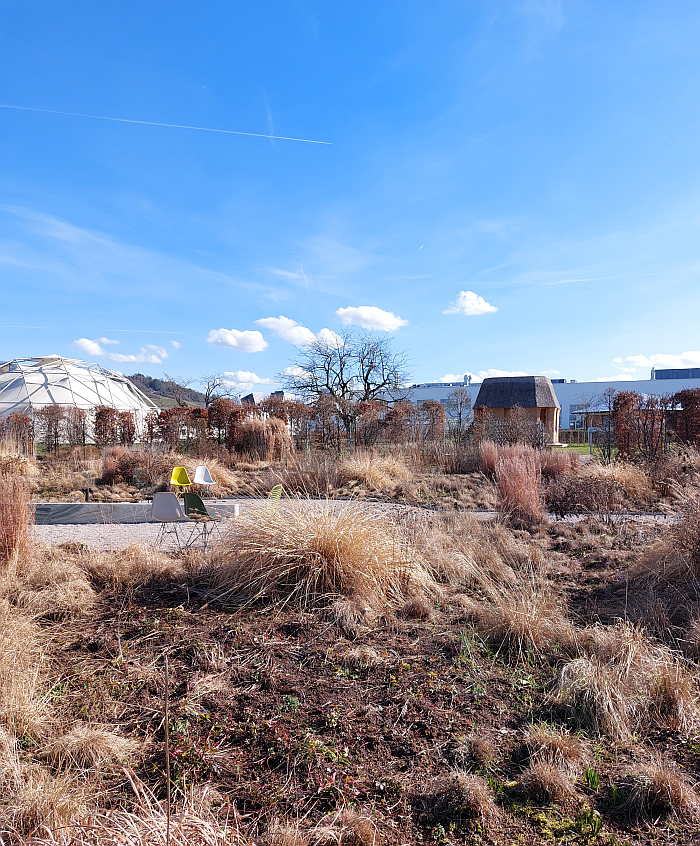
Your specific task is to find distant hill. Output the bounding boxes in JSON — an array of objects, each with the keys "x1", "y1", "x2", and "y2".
[{"x1": 127, "y1": 374, "x2": 206, "y2": 409}]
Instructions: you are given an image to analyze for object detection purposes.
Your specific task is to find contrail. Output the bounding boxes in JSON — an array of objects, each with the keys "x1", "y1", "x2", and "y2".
[{"x1": 0, "y1": 103, "x2": 332, "y2": 145}]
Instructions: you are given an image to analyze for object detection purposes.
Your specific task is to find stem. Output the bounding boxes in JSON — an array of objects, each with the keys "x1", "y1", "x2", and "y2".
[{"x1": 164, "y1": 654, "x2": 171, "y2": 846}]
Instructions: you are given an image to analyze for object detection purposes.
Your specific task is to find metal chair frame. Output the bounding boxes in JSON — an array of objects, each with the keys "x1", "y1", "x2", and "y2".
[{"x1": 182, "y1": 492, "x2": 223, "y2": 550}]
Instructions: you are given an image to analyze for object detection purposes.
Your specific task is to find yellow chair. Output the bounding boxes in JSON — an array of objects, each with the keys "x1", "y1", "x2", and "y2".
[
  {"x1": 170, "y1": 466, "x2": 192, "y2": 487},
  {"x1": 267, "y1": 484, "x2": 283, "y2": 512}
]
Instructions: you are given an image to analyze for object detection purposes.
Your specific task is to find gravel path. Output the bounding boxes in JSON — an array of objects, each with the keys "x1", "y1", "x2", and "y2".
[{"x1": 32, "y1": 499, "x2": 675, "y2": 552}]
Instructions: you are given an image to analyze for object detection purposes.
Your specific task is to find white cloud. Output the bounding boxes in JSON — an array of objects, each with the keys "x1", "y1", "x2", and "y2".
[
  {"x1": 443, "y1": 291, "x2": 497, "y2": 316},
  {"x1": 73, "y1": 338, "x2": 168, "y2": 364},
  {"x1": 207, "y1": 328, "x2": 268, "y2": 353},
  {"x1": 316, "y1": 327, "x2": 344, "y2": 347},
  {"x1": 255, "y1": 316, "x2": 343, "y2": 348},
  {"x1": 171, "y1": 340, "x2": 181, "y2": 349},
  {"x1": 281, "y1": 365, "x2": 309, "y2": 379},
  {"x1": 432, "y1": 369, "x2": 530, "y2": 384},
  {"x1": 223, "y1": 370, "x2": 274, "y2": 394},
  {"x1": 256, "y1": 316, "x2": 316, "y2": 346},
  {"x1": 590, "y1": 374, "x2": 640, "y2": 382},
  {"x1": 223, "y1": 370, "x2": 274, "y2": 385},
  {"x1": 335, "y1": 305, "x2": 408, "y2": 331},
  {"x1": 96, "y1": 337, "x2": 119, "y2": 345},
  {"x1": 108, "y1": 345, "x2": 168, "y2": 365},
  {"x1": 614, "y1": 351, "x2": 700, "y2": 370},
  {"x1": 74, "y1": 338, "x2": 104, "y2": 357}
]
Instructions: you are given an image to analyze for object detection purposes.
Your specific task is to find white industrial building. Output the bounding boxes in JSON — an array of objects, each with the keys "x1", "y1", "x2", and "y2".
[
  {"x1": 408, "y1": 368, "x2": 700, "y2": 430},
  {"x1": 0, "y1": 355, "x2": 158, "y2": 419}
]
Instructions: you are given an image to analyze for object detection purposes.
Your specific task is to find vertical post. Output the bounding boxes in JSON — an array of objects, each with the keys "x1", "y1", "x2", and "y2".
[{"x1": 164, "y1": 654, "x2": 171, "y2": 846}]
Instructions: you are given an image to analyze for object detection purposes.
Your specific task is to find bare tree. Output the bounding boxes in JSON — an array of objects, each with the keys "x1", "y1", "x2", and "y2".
[
  {"x1": 445, "y1": 386, "x2": 472, "y2": 440},
  {"x1": 597, "y1": 387, "x2": 618, "y2": 462},
  {"x1": 162, "y1": 373, "x2": 194, "y2": 407},
  {"x1": 281, "y1": 329, "x2": 412, "y2": 437},
  {"x1": 199, "y1": 373, "x2": 228, "y2": 407}
]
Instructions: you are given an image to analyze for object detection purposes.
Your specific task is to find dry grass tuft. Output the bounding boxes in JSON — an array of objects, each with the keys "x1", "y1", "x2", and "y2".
[
  {"x1": 399, "y1": 595, "x2": 433, "y2": 620},
  {"x1": 520, "y1": 760, "x2": 576, "y2": 803},
  {"x1": 464, "y1": 574, "x2": 575, "y2": 658},
  {"x1": 625, "y1": 761, "x2": 700, "y2": 820},
  {"x1": 324, "y1": 597, "x2": 376, "y2": 638},
  {"x1": 311, "y1": 810, "x2": 378, "y2": 846},
  {"x1": 495, "y1": 445, "x2": 545, "y2": 526},
  {"x1": 78, "y1": 543, "x2": 188, "y2": 589},
  {"x1": 6, "y1": 767, "x2": 91, "y2": 836},
  {"x1": 554, "y1": 623, "x2": 698, "y2": 741},
  {"x1": 411, "y1": 512, "x2": 518, "y2": 594},
  {"x1": 429, "y1": 772, "x2": 497, "y2": 824},
  {"x1": 203, "y1": 502, "x2": 438, "y2": 610},
  {"x1": 41, "y1": 724, "x2": 141, "y2": 769},
  {"x1": 0, "y1": 476, "x2": 33, "y2": 574},
  {"x1": 443, "y1": 735, "x2": 496, "y2": 769},
  {"x1": 554, "y1": 657, "x2": 639, "y2": 743},
  {"x1": 340, "y1": 646, "x2": 383, "y2": 669},
  {"x1": 0, "y1": 600, "x2": 51, "y2": 739},
  {"x1": 539, "y1": 449, "x2": 579, "y2": 477},
  {"x1": 265, "y1": 821, "x2": 309, "y2": 846},
  {"x1": 524, "y1": 723, "x2": 587, "y2": 774},
  {"x1": 580, "y1": 461, "x2": 653, "y2": 501},
  {"x1": 13, "y1": 549, "x2": 96, "y2": 619},
  {"x1": 337, "y1": 451, "x2": 412, "y2": 492},
  {"x1": 21, "y1": 790, "x2": 253, "y2": 846},
  {"x1": 479, "y1": 441, "x2": 499, "y2": 476}
]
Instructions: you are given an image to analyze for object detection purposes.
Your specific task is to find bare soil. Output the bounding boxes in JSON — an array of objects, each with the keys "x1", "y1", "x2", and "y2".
[{"x1": 36, "y1": 516, "x2": 700, "y2": 845}]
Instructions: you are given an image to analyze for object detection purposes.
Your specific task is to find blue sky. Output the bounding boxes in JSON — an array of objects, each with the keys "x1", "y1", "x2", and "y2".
[{"x1": 2, "y1": 1, "x2": 700, "y2": 393}]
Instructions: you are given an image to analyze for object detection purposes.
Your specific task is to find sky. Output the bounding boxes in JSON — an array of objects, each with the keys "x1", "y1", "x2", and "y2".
[{"x1": 2, "y1": 1, "x2": 700, "y2": 393}]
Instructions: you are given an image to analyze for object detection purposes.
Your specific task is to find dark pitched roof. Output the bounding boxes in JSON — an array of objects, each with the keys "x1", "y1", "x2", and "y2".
[{"x1": 474, "y1": 376, "x2": 560, "y2": 410}]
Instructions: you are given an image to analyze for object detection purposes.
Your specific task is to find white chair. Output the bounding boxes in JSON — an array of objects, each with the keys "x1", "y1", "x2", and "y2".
[
  {"x1": 151, "y1": 492, "x2": 187, "y2": 550},
  {"x1": 193, "y1": 465, "x2": 216, "y2": 485}
]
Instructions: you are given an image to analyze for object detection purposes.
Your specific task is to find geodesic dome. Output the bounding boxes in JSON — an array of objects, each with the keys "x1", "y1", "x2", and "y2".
[{"x1": 0, "y1": 355, "x2": 158, "y2": 418}]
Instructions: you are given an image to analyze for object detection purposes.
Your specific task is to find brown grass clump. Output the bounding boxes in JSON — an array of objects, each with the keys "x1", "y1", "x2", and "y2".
[
  {"x1": 624, "y1": 760, "x2": 700, "y2": 820},
  {"x1": 554, "y1": 623, "x2": 698, "y2": 741},
  {"x1": 554, "y1": 657, "x2": 637, "y2": 743},
  {"x1": 340, "y1": 646, "x2": 383, "y2": 670},
  {"x1": 337, "y1": 451, "x2": 411, "y2": 492},
  {"x1": 0, "y1": 476, "x2": 33, "y2": 574},
  {"x1": 7, "y1": 768, "x2": 91, "y2": 836},
  {"x1": 233, "y1": 418, "x2": 292, "y2": 462},
  {"x1": 311, "y1": 810, "x2": 378, "y2": 846},
  {"x1": 524, "y1": 723, "x2": 587, "y2": 774},
  {"x1": 479, "y1": 441, "x2": 499, "y2": 476},
  {"x1": 21, "y1": 791, "x2": 253, "y2": 846},
  {"x1": 428, "y1": 773, "x2": 497, "y2": 825},
  {"x1": 443, "y1": 735, "x2": 496, "y2": 769},
  {"x1": 465, "y1": 575, "x2": 575, "y2": 658},
  {"x1": 411, "y1": 512, "x2": 517, "y2": 594},
  {"x1": 539, "y1": 449, "x2": 579, "y2": 477},
  {"x1": 399, "y1": 595, "x2": 433, "y2": 620},
  {"x1": 275, "y1": 453, "x2": 340, "y2": 496},
  {"x1": 78, "y1": 544, "x2": 187, "y2": 590},
  {"x1": 0, "y1": 452, "x2": 37, "y2": 478},
  {"x1": 203, "y1": 502, "x2": 438, "y2": 610},
  {"x1": 580, "y1": 461, "x2": 653, "y2": 501},
  {"x1": 520, "y1": 760, "x2": 576, "y2": 803},
  {"x1": 0, "y1": 600, "x2": 51, "y2": 739},
  {"x1": 41, "y1": 724, "x2": 141, "y2": 770},
  {"x1": 495, "y1": 445, "x2": 545, "y2": 525},
  {"x1": 325, "y1": 597, "x2": 376, "y2": 638}
]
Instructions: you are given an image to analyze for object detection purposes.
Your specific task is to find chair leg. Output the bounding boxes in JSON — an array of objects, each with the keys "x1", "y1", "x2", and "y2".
[{"x1": 155, "y1": 522, "x2": 183, "y2": 551}]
